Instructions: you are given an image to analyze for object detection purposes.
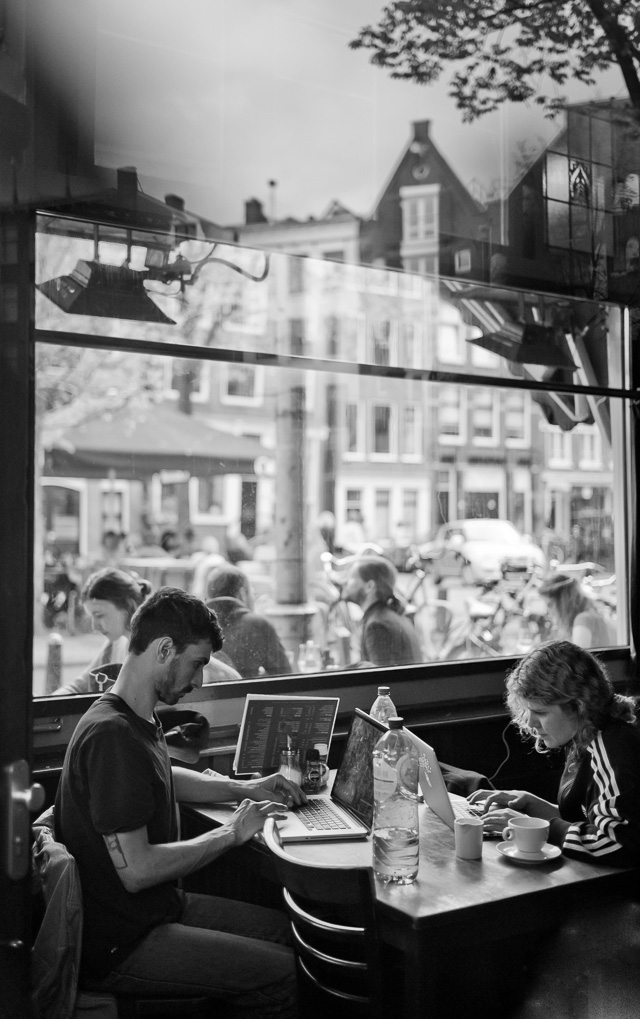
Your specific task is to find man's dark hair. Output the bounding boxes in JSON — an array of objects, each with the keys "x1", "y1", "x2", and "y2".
[{"x1": 128, "y1": 587, "x2": 222, "y2": 656}]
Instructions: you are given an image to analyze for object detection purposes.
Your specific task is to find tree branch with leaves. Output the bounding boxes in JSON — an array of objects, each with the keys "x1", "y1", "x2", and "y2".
[{"x1": 350, "y1": 0, "x2": 640, "y2": 120}]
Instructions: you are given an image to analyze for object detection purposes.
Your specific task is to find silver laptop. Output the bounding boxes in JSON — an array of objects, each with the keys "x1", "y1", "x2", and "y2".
[
  {"x1": 406, "y1": 731, "x2": 485, "y2": 831},
  {"x1": 274, "y1": 708, "x2": 386, "y2": 843}
]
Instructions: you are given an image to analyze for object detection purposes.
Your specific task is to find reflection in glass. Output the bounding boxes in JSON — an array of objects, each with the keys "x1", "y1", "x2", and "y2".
[{"x1": 34, "y1": 245, "x2": 626, "y2": 694}]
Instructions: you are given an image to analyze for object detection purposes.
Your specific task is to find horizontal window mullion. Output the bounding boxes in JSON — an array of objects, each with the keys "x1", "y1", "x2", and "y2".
[{"x1": 34, "y1": 328, "x2": 631, "y2": 401}]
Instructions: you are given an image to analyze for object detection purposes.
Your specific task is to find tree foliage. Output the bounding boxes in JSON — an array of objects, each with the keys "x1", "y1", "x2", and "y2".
[{"x1": 350, "y1": 1, "x2": 640, "y2": 120}]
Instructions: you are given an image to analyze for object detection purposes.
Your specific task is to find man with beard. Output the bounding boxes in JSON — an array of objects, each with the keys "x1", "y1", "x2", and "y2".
[
  {"x1": 343, "y1": 555, "x2": 422, "y2": 668},
  {"x1": 55, "y1": 587, "x2": 302, "y2": 1017}
]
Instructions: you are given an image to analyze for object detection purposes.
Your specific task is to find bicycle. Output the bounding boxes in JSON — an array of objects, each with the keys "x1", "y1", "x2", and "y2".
[
  {"x1": 398, "y1": 550, "x2": 456, "y2": 660},
  {"x1": 435, "y1": 565, "x2": 549, "y2": 661}
]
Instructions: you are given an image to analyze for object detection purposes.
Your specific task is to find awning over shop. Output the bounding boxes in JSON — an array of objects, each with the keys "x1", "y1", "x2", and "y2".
[{"x1": 43, "y1": 403, "x2": 267, "y2": 479}]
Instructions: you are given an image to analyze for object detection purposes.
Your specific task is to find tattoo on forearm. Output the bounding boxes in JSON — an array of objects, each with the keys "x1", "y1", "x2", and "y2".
[{"x1": 103, "y1": 833, "x2": 128, "y2": 869}]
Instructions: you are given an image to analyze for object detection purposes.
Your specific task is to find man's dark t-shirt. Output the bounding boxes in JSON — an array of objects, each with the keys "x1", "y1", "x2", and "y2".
[{"x1": 55, "y1": 694, "x2": 182, "y2": 979}]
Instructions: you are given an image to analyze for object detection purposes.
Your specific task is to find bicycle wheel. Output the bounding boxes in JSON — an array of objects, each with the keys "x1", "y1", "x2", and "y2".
[
  {"x1": 325, "y1": 599, "x2": 360, "y2": 667},
  {"x1": 413, "y1": 600, "x2": 454, "y2": 660}
]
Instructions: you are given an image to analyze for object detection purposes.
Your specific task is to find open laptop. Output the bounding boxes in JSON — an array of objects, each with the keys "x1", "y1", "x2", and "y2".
[
  {"x1": 406, "y1": 731, "x2": 486, "y2": 832},
  {"x1": 273, "y1": 708, "x2": 386, "y2": 843}
]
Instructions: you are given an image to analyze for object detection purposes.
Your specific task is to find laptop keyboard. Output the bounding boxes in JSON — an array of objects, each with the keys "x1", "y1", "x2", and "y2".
[
  {"x1": 451, "y1": 799, "x2": 483, "y2": 819},
  {"x1": 296, "y1": 798, "x2": 350, "y2": 831}
]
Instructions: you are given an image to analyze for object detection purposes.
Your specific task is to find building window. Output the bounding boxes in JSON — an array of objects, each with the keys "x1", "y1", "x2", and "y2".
[
  {"x1": 435, "y1": 470, "x2": 453, "y2": 526},
  {"x1": 372, "y1": 403, "x2": 393, "y2": 456},
  {"x1": 402, "y1": 489, "x2": 419, "y2": 535},
  {"x1": 547, "y1": 429, "x2": 573, "y2": 467},
  {"x1": 374, "y1": 488, "x2": 391, "y2": 538},
  {"x1": 400, "y1": 403, "x2": 422, "y2": 458},
  {"x1": 196, "y1": 475, "x2": 225, "y2": 516},
  {"x1": 578, "y1": 428, "x2": 602, "y2": 469},
  {"x1": 438, "y1": 385, "x2": 464, "y2": 443},
  {"x1": 345, "y1": 488, "x2": 362, "y2": 516},
  {"x1": 400, "y1": 321, "x2": 421, "y2": 368},
  {"x1": 544, "y1": 110, "x2": 614, "y2": 260},
  {"x1": 504, "y1": 391, "x2": 528, "y2": 444},
  {"x1": 471, "y1": 388, "x2": 496, "y2": 443},
  {"x1": 454, "y1": 248, "x2": 472, "y2": 274},
  {"x1": 222, "y1": 364, "x2": 263, "y2": 405},
  {"x1": 403, "y1": 193, "x2": 437, "y2": 241},
  {"x1": 371, "y1": 315, "x2": 393, "y2": 366},
  {"x1": 344, "y1": 402, "x2": 365, "y2": 459},
  {"x1": 403, "y1": 254, "x2": 438, "y2": 276}
]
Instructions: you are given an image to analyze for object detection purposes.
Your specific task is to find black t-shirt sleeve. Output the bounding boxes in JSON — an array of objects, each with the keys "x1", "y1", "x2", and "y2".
[{"x1": 82, "y1": 720, "x2": 158, "y2": 835}]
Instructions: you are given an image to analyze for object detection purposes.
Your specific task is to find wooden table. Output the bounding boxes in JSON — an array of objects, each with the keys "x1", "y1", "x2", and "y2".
[{"x1": 187, "y1": 801, "x2": 635, "y2": 1017}]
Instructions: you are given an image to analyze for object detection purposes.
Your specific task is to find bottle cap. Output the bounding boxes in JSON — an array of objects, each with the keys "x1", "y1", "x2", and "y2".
[
  {"x1": 305, "y1": 748, "x2": 320, "y2": 761},
  {"x1": 388, "y1": 717, "x2": 404, "y2": 728},
  {"x1": 378, "y1": 686, "x2": 390, "y2": 695}
]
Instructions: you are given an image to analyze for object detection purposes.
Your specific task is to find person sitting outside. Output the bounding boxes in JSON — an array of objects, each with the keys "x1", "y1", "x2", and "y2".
[
  {"x1": 55, "y1": 587, "x2": 302, "y2": 1015},
  {"x1": 53, "y1": 568, "x2": 153, "y2": 695},
  {"x1": 539, "y1": 571, "x2": 616, "y2": 648},
  {"x1": 206, "y1": 565, "x2": 292, "y2": 678},
  {"x1": 343, "y1": 555, "x2": 422, "y2": 668},
  {"x1": 471, "y1": 640, "x2": 640, "y2": 866}
]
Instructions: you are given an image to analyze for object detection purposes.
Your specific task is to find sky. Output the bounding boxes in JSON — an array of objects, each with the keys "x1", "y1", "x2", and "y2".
[{"x1": 90, "y1": 0, "x2": 626, "y2": 226}]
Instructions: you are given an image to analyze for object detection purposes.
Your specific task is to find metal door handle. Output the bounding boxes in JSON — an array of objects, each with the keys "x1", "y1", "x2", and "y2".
[{"x1": 1, "y1": 760, "x2": 46, "y2": 880}]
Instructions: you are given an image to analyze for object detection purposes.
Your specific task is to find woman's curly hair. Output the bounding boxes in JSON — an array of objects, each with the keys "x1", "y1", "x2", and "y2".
[{"x1": 506, "y1": 639, "x2": 637, "y2": 762}]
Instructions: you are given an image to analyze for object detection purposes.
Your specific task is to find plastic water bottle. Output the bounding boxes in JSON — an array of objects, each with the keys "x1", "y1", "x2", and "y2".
[
  {"x1": 370, "y1": 686, "x2": 397, "y2": 724},
  {"x1": 372, "y1": 717, "x2": 420, "y2": 885},
  {"x1": 297, "y1": 640, "x2": 323, "y2": 673}
]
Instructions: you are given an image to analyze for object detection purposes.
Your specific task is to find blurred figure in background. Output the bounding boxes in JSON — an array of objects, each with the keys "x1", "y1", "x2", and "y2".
[
  {"x1": 539, "y1": 572, "x2": 615, "y2": 649},
  {"x1": 338, "y1": 507, "x2": 367, "y2": 555},
  {"x1": 53, "y1": 568, "x2": 152, "y2": 695},
  {"x1": 160, "y1": 529, "x2": 182, "y2": 556},
  {"x1": 343, "y1": 555, "x2": 422, "y2": 668},
  {"x1": 206, "y1": 565, "x2": 291, "y2": 678},
  {"x1": 190, "y1": 535, "x2": 227, "y2": 601}
]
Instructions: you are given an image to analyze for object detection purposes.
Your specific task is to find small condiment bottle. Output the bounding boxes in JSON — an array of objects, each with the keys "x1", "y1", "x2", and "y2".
[{"x1": 301, "y1": 748, "x2": 329, "y2": 793}]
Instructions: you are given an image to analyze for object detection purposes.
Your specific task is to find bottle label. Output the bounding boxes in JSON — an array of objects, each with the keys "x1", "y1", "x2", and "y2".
[{"x1": 373, "y1": 757, "x2": 397, "y2": 798}]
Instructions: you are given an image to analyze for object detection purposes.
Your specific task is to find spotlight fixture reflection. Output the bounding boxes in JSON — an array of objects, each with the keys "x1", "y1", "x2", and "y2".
[
  {"x1": 37, "y1": 260, "x2": 176, "y2": 324},
  {"x1": 512, "y1": 323, "x2": 576, "y2": 370},
  {"x1": 468, "y1": 322, "x2": 576, "y2": 370}
]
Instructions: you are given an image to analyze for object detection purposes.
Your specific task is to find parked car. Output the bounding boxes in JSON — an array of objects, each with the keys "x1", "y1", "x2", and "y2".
[{"x1": 419, "y1": 518, "x2": 546, "y2": 587}]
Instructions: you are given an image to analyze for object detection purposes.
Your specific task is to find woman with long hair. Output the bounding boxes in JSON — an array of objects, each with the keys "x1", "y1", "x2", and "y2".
[
  {"x1": 471, "y1": 640, "x2": 640, "y2": 865},
  {"x1": 53, "y1": 568, "x2": 152, "y2": 695},
  {"x1": 539, "y1": 571, "x2": 615, "y2": 648}
]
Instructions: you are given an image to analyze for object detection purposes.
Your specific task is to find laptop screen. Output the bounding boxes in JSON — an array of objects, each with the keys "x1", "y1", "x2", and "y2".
[{"x1": 331, "y1": 708, "x2": 388, "y2": 829}]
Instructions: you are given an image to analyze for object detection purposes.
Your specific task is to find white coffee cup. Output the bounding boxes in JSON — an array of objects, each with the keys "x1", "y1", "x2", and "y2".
[
  {"x1": 502, "y1": 817, "x2": 550, "y2": 854},
  {"x1": 455, "y1": 817, "x2": 483, "y2": 859}
]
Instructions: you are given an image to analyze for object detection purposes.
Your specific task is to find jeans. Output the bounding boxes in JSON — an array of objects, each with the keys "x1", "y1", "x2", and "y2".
[{"x1": 98, "y1": 891, "x2": 297, "y2": 1018}]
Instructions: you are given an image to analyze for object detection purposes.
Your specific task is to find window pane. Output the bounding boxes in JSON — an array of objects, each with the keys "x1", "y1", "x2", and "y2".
[{"x1": 33, "y1": 248, "x2": 627, "y2": 693}]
